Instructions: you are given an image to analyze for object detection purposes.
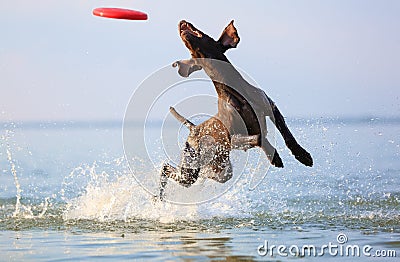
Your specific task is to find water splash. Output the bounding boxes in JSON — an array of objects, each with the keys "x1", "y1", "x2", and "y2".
[
  {"x1": 61, "y1": 156, "x2": 257, "y2": 223},
  {"x1": 1, "y1": 128, "x2": 50, "y2": 219},
  {"x1": 6, "y1": 148, "x2": 22, "y2": 217},
  {"x1": 2, "y1": 130, "x2": 22, "y2": 217}
]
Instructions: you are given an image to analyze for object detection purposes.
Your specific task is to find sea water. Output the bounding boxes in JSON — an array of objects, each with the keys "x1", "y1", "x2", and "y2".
[{"x1": 0, "y1": 118, "x2": 399, "y2": 261}]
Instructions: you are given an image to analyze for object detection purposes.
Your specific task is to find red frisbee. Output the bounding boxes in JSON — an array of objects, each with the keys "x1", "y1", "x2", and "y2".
[{"x1": 93, "y1": 7, "x2": 148, "y2": 20}]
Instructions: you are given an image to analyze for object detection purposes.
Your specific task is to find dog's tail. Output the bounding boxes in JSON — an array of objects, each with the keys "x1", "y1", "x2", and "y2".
[{"x1": 169, "y1": 107, "x2": 195, "y2": 130}]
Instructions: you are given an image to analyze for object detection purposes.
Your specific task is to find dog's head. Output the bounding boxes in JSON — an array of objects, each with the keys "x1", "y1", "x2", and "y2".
[{"x1": 179, "y1": 20, "x2": 240, "y2": 61}]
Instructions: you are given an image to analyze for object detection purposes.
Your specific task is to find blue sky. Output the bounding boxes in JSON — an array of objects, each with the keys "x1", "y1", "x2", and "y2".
[{"x1": 1, "y1": 0, "x2": 399, "y2": 121}]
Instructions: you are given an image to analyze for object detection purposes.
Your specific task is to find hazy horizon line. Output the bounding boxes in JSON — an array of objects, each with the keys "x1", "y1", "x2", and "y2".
[{"x1": 1, "y1": 115, "x2": 399, "y2": 130}]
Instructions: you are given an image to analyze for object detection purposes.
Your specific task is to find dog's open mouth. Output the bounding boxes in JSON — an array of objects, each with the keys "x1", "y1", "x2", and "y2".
[{"x1": 180, "y1": 21, "x2": 202, "y2": 38}]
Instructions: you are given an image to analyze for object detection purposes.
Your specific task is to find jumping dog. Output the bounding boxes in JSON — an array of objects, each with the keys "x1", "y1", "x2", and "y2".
[{"x1": 158, "y1": 20, "x2": 313, "y2": 200}]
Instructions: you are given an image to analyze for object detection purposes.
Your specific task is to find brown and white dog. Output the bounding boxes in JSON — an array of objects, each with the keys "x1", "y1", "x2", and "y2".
[
  {"x1": 162, "y1": 107, "x2": 259, "y2": 184},
  {"x1": 158, "y1": 20, "x2": 313, "y2": 199}
]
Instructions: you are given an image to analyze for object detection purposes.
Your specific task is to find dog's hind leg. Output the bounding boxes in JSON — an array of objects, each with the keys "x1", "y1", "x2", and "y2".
[
  {"x1": 161, "y1": 163, "x2": 199, "y2": 189},
  {"x1": 267, "y1": 98, "x2": 313, "y2": 167},
  {"x1": 207, "y1": 161, "x2": 233, "y2": 183},
  {"x1": 231, "y1": 134, "x2": 260, "y2": 151},
  {"x1": 159, "y1": 162, "x2": 199, "y2": 200},
  {"x1": 158, "y1": 163, "x2": 176, "y2": 201}
]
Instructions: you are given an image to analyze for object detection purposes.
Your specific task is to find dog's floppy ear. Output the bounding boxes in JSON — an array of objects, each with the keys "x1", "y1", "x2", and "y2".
[
  {"x1": 218, "y1": 20, "x2": 240, "y2": 51},
  {"x1": 172, "y1": 59, "x2": 202, "y2": 77}
]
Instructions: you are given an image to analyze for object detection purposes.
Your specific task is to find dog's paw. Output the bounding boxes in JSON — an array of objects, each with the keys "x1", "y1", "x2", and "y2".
[
  {"x1": 172, "y1": 59, "x2": 202, "y2": 77},
  {"x1": 271, "y1": 152, "x2": 284, "y2": 168},
  {"x1": 291, "y1": 146, "x2": 313, "y2": 167}
]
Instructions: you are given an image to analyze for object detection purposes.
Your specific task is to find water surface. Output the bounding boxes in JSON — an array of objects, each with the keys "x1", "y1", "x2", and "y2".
[{"x1": 0, "y1": 118, "x2": 399, "y2": 260}]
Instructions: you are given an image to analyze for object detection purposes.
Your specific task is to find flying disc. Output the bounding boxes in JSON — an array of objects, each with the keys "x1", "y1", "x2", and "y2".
[{"x1": 93, "y1": 7, "x2": 148, "y2": 20}]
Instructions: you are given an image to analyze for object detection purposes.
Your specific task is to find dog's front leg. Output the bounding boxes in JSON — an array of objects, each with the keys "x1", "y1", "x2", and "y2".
[
  {"x1": 172, "y1": 59, "x2": 202, "y2": 77},
  {"x1": 257, "y1": 115, "x2": 284, "y2": 168},
  {"x1": 267, "y1": 98, "x2": 313, "y2": 167}
]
